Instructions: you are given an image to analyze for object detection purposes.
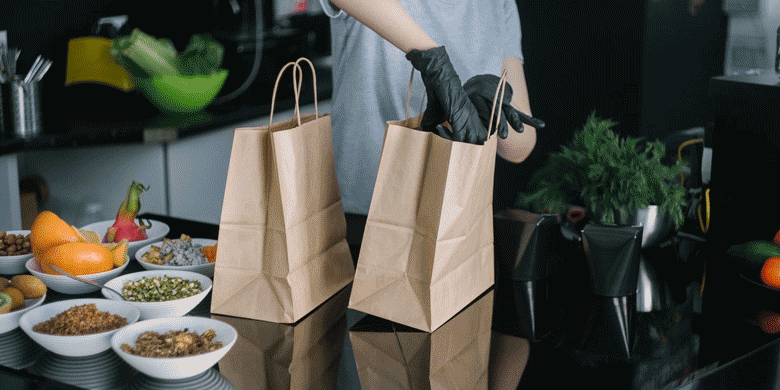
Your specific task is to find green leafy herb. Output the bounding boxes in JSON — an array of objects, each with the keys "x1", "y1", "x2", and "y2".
[{"x1": 518, "y1": 112, "x2": 688, "y2": 229}]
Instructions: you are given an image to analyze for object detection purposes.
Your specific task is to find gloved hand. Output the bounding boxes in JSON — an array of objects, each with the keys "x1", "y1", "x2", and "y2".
[
  {"x1": 406, "y1": 46, "x2": 489, "y2": 144},
  {"x1": 463, "y1": 74, "x2": 546, "y2": 139}
]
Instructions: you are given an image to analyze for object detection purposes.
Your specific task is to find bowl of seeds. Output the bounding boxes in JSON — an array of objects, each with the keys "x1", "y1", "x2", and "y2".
[
  {"x1": 0, "y1": 230, "x2": 34, "y2": 275},
  {"x1": 111, "y1": 316, "x2": 237, "y2": 380},
  {"x1": 19, "y1": 298, "x2": 140, "y2": 357},
  {"x1": 102, "y1": 270, "x2": 212, "y2": 320}
]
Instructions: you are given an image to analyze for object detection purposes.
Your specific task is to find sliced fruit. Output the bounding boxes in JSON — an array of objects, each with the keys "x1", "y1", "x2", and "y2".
[
  {"x1": 2, "y1": 287, "x2": 25, "y2": 310},
  {"x1": 0, "y1": 292, "x2": 12, "y2": 315},
  {"x1": 75, "y1": 228, "x2": 102, "y2": 244},
  {"x1": 29, "y1": 211, "x2": 83, "y2": 255},
  {"x1": 37, "y1": 242, "x2": 114, "y2": 276},
  {"x1": 11, "y1": 275, "x2": 47, "y2": 299},
  {"x1": 110, "y1": 239, "x2": 129, "y2": 267}
]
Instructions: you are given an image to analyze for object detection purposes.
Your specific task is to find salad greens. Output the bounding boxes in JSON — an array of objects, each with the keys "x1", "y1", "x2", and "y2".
[{"x1": 110, "y1": 28, "x2": 224, "y2": 78}]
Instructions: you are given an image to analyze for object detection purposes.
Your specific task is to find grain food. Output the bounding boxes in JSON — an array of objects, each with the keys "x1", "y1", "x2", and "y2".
[
  {"x1": 33, "y1": 304, "x2": 128, "y2": 335},
  {"x1": 0, "y1": 231, "x2": 32, "y2": 256},
  {"x1": 120, "y1": 328, "x2": 223, "y2": 357},
  {"x1": 121, "y1": 276, "x2": 203, "y2": 302}
]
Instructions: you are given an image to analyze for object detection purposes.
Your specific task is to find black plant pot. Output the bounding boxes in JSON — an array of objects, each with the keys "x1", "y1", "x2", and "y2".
[
  {"x1": 493, "y1": 209, "x2": 564, "y2": 341},
  {"x1": 579, "y1": 222, "x2": 643, "y2": 360}
]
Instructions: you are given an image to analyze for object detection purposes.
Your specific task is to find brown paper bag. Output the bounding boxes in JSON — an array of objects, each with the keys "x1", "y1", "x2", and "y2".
[
  {"x1": 348, "y1": 70, "x2": 507, "y2": 332},
  {"x1": 214, "y1": 285, "x2": 349, "y2": 390},
  {"x1": 350, "y1": 289, "x2": 494, "y2": 390},
  {"x1": 211, "y1": 58, "x2": 355, "y2": 323}
]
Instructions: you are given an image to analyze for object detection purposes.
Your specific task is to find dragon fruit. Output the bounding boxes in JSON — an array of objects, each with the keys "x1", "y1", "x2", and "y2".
[{"x1": 104, "y1": 181, "x2": 151, "y2": 243}]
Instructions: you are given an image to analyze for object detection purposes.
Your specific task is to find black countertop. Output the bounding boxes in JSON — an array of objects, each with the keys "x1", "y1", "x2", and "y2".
[
  {"x1": 0, "y1": 61, "x2": 332, "y2": 156},
  {"x1": 1, "y1": 213, "x2": 780, "y2": 389}
]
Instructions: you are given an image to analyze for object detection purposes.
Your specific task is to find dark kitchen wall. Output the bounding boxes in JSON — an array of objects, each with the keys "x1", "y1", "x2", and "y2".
[{"x1": 494, "y1": 0, "x2": 727, "y2": 210}]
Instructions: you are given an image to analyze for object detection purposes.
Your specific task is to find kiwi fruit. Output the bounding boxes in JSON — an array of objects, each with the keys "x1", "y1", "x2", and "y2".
[
  {"x1": 2, "y1": 287, "x2": 25, "y2": 310},
  {"x1": 0, "y1": 292, "x2": 12, "y2": 314},
  {"x1": 0, "y1": 277, "x2": 10, "y2": 290},
  {"x1": 11, "y1": 275, "x2": 47, "y2": 299}
]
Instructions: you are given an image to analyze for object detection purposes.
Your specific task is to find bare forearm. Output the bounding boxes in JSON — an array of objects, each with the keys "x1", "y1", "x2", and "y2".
[
  {"x1": 328, "y1": 0, "x2": 438, "y2": 53},
  {"x1": 498, "y1": 57, "x2": 536, "y2": 163}
]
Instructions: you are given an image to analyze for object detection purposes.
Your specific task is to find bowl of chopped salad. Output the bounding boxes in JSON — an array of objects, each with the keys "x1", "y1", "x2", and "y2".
[
  {"x1": 101, "y1": 270, "x2": 212, "y2": 320},
  {"x1": 135, "y1": 235, "x2": 217, "y2": 278}
]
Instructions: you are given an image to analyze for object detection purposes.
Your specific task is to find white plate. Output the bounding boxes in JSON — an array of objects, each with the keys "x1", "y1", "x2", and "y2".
[
  {"x1": 0, "y1": 294, "x2": 46, "y2": 334},
  {"x1": 102, "y1": 270, "x2": 212, "y2": 320},
  {"x1": 79, "y1": 220, "x2": 170, "y2": 259},
  {"x1": 0, "y1": 230, "x2": 34, "y2": 275},
  {"x1": 135, "y1": 238, "x2": 217, "y2": 279},
  {"x1": 111, "y1": 316, "x2": 237, "y2": 380},
  {"x1": 20, "y1": 298, "x2": 140, "y2": 357},
  {"x1": 26, "y1": 256, "x2": 130, "y2": 295}
]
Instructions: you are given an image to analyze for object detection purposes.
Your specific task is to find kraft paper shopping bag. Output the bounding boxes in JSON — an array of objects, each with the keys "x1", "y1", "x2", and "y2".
[
  {"x1": 211, "y1": 58, "x2": 354, "y2": 323},
  {"x1": 350, "y1": 289, "x2": 494, "y2": 389},
  {"x1": 214, "y1": 285, "x2": 349, "y2": 390},
  {"x1": 348, "y1": 69, "x2": 508, "y2": 332}
]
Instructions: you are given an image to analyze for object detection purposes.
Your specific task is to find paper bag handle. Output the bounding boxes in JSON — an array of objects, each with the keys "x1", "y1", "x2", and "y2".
[
  {"x1": 486, "y1": 69, "x2": 509, "y2": 140},
  {"x1": 404, "y1": 66, "x2": 427, "y2": 122},
  {"x1": 269, "y1": 57, "x2": 319, "y2": 127}
]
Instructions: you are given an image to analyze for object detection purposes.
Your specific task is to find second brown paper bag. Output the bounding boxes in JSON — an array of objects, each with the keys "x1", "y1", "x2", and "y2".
[
  {"x1": 211, "y1": 58, "x2": 355, "y2": 323},
  {"x1": 348, "y1": 70, "x2": 507, "y2": 332}
]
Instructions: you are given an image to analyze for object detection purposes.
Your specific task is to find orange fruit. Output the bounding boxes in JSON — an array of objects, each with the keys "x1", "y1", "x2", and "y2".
[
  {"x1": 773, "y1": 230, "x2": 780, "y2": 246},
  {"x1": 29, "y1": 211, "x2": 82, "y2": 256},
  {"x1": 761, "y1": 257, "x2": 780, "y2": 288},
  {"x1": 38, "y1": 242, "x2": 114, "y2": 276},
  {"x1": 759, "y1": 311, "x2": 780, "y2": 334}
]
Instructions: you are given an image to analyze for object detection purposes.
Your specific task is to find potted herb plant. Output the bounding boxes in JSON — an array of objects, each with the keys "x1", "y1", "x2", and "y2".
[{"x1": 518, "y1": 112, "x2": 688, "y2": 237}]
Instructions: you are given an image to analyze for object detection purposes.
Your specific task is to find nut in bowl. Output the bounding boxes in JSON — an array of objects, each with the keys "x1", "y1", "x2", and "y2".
[
  {"x1": 135, "y1": 236, "x2": 217, "y2": 278},
  {"x1": 102, "y1": 270, "x2": 212, "y2": 320},
  {"x1": 79, "y1": 219, "x2": 170, "y2": 259},
  {"x1": 111, "y1": 316, "x2": 237, "y2": 380},
  {"x1": 26, "y1": 256, "x2": 129, "y2": 295},
  {"x1": 0, "y1": 230, "x2": 34, "y2": 275},
  {"x1": 19, "y1": 298, "x2": 140, "y2": 357}
]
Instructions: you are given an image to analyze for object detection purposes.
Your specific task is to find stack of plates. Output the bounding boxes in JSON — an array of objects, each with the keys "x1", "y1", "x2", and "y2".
[
  {"x1": 0, "y1": 327, "x2": 44, "y2": 370},
  {"x1": 125, "y1": 367, "x2": 236, "y2": 390},
  {"x1": 29, "y1": 349, "x2": 135, "y2": 390}
]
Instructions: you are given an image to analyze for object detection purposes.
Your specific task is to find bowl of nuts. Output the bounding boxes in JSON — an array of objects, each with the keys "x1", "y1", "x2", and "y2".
[
  {"x1": 110, "y1": 316, "x2": 237, "y2": 380},
  {"x1": 0, "y1": 231, "x2": 34, "y2": 275},
  {"x1": 102, "y1": 270, "x2": 212, "y2": 320},
  {"x1": 19, "y1": 298, "x2": 140, "y2": 357},
  {"x1": 135, "y1": 236, "x2": 217, "y2": 278}
]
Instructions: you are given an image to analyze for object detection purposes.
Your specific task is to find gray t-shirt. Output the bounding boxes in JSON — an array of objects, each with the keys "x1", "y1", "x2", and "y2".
[{"x1": 320, "y1": 0, "x2": 523, "y2": 215}]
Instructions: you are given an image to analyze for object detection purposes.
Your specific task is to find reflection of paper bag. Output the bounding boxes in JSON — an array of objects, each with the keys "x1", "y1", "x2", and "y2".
[
  {"x1": 350, "y1": 289, "x2": 493, "y2": 390},
  {"x1": 214, "y1": 285, "x2": 350, "y2": 390},
  {"x1": 211, "y1": 58, "x2": 354, "y2": 323},
  {"x1": 348, "y1": 70, "x2": 507, "y2": 332}
]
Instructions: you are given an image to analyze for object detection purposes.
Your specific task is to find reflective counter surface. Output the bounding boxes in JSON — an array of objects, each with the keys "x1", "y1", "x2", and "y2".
[{"x1": 0, "y1": 214, "x2": 778, "y2": 389}]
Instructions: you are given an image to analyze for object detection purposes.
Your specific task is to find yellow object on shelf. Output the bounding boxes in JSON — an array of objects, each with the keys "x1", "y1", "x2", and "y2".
[{"x1": 65, "y1": 37, "x2": 134, "y2": 91}]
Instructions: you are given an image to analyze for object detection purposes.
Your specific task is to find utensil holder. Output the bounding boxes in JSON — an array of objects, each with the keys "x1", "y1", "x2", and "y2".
[{"x1": 1, "y1": 80, "x2": 43, "y2": 139}]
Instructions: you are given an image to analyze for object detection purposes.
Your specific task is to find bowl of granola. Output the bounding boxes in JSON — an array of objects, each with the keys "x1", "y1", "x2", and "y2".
[
  {"x1": 135, "y1": 235, "x2": 217, "y2": 278},
  {"x1": 110, "y1": 316, "x2": 237, "y2": 380},
  {"x1": 101, "y1": 270, "x2": 212, "y2": 320},
  {"x1": 19, "y1": 298, "x2": 140, "y2": 357}
]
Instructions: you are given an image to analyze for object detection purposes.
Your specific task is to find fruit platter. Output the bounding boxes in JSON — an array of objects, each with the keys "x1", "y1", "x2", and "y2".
[{"x1": 0, "y1": 181, "x2": 235, "y2": 388}]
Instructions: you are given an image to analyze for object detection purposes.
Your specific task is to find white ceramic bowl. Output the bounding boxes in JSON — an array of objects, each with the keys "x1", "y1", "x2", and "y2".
[
  {"x1": 0, "y1": 293, "x2": 46, "y2": 334},
  {"x1": 135, "y1": 238, "x2": 217, "y2": 279},
  {"x1": 20, "y1": 298, "x2": 140, "y2": 357},
  {"x1": 26, "y1": 256, "x2": 130, "y2": 295},
  {"x1": 0, "y1": 230, "x2": 34, "y2": 275},
  {"x1": 102, "y1": 270, "x2": 212, "y2": 320},
  {"x1": 111, "y1": 316, "x2": 237, "y2": 380},
  {"x1": 79, "y1": 219, "x2": 170, "y2": 259}
]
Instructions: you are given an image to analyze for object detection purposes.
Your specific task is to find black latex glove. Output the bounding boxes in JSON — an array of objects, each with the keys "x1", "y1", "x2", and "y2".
[
  {"x1": 464, "y1": 74, "x2": 546, "y2": 139},
  {"x1": 406, "y1": 46, "x2": 489, "y2": 144}
]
